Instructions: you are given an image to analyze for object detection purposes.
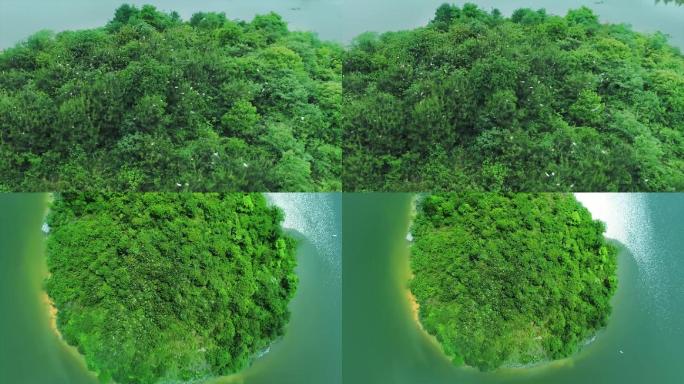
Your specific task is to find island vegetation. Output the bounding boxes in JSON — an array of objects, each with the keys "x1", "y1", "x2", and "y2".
[
  {"x1": 45, "y1": 192, "x2": 298, "y2": 383},
  {"x1": 344, "y1": 3, "x2": 684, "y2": 191},
  {"x1": 409, "y1": 193, "x2": 618, "y2": 371},
  {"x1": 657, "y1": 0, "x2": 684, "y2": 5},
  {"x1": 0, "y1": 4, "x2": 342, "y2": 191}
]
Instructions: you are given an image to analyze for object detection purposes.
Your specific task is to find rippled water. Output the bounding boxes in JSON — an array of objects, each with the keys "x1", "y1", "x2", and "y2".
[
  {"x1": 343, "y1": 193, "x2": 684, "y2": 384},
  {"x1": 267, "y1": 193, "x2": 342, "y2": 285}
]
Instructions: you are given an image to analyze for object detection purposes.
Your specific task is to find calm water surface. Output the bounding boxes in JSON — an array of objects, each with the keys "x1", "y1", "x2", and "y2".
[
  {"x1": 0, "y1": 193, "x2": 341, "y2": 384},
  {"x1": 342, "y1": 193, "x2": 684, "y2": 384}
]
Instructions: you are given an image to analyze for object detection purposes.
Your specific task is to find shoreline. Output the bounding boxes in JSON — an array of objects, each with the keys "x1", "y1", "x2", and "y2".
[
  {"x1": 406, "y1": 289, "x2": 421, "y2": 328},
  {"x1": 404, "y1": 194, "x2": 420, "y2": 327},
  {"x1": 402, "y1": 193, "x2": 582, "y2": 375},
  {"x1": 41, "y1": 291, "x2": 62, "y2": 339},
  {"x1": 39, "y1": 192, "x2": 98, "y2": 382},
  {"x1": 404, "y1": 276, "x2": 452, "y2": 366},
  {"x1": 41, "y1": 193, "x2": 61, "y2": 339},
  {"x1": 39, "y1": 192, "x2": 288, "y2": 384},
  {"x1": 41, "y1": 193, "x2": 60, "y2": 339},
  {"x1": 405, "y1": 278, "x2": 578, "y2": 374},
  {"x1": 403, "y1": 193, "x2": 447, "y2": 358}
]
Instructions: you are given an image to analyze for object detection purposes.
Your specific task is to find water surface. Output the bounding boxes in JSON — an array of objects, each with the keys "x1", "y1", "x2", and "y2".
[
  {"x1": 0, "y1": 193, "x2": 341, "y2": 384},
  {"x1": 342, "y1": 193, "x2": 684, "y2": 384}
]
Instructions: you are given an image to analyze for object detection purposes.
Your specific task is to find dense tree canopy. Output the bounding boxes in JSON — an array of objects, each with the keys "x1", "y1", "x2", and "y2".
[
  {"x1": 0, "y1": 4, "x2": 342, "y2": 191},
  {"x1": 344, "y1": 3, "x2": 684, "y2": 191},
  {"x1": 45, "y1": 192, "x2": 298, "y2": 383},
  {"x1": 409, "y1": 193, "x2": 617, "y2": 371}
]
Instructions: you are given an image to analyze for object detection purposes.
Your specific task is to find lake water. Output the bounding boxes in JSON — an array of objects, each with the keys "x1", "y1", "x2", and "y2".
[
  {"x1": 0, "y1": 193, "x2": 342, "y2": 384},
  {"x1": 1, "y1": 1, "x2": 682, "y2": 49},
  {"x1": 342, "y1": 193, "x2": 684, "y2": 384},
  {"x1": 1, "y1": 193, "x2": 683, "y2": 383}
]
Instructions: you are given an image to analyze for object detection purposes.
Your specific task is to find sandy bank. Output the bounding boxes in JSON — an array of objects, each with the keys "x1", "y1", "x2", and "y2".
[
  {"x1": 406, "y1": 289, "x2": 421, "y2": 327},
  {"x1": 41, "y1": 291, "x2": 62, "y2": 339}
]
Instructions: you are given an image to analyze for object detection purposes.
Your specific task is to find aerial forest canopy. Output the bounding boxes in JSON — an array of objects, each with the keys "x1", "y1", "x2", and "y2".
[
  {"x1": 45, "y1": 193, "x2": 298, "y2": 383},
  {"x1": 344, "y1": 3, "x2": 684, "y2": 192},
  {"x1": 409, "y1": 193, "x2": 618, "y2": 371},
  {"x1": 0, "y1": 4, "x2": 342, "y2": 192}
]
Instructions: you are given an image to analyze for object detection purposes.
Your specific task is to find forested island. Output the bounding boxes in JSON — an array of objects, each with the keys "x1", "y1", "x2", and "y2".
[
  {"x1": 45, "y1": 193, "x2": 298, "y2": 383},
  {"x1": 344, "y1": 4, "x2": 684, "y2": 191},
  {"x1": 409, "y1": 193, "x2": 618, "y2": 371},
  {"x1": 0, "y1": 4, "x2": 342, "y2": 191}
]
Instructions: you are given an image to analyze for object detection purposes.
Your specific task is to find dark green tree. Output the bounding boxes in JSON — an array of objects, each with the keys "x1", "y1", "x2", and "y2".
[
  {"x1": 410, "y1": 193, "x2": 618, "y2": 371},
  {"x1": 0, "y1": 4, "x2": 342, "y2": 191},
  {"x1": 343, "y1": 3, "x2": 684, "y2": 191},
  {"x1": 45, "y1": 192, "x2": 298, "y2": 384}
]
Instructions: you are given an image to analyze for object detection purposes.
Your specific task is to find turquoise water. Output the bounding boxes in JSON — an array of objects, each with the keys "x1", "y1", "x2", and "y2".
[
  {"x1": 342, "y1": 193, "x2": 684, "y2": 384},
  {"x1": 0, "y1": 193, "x2": 341, "y2": 384},
  {"x1": 2, "y1": 193, "x2": 683, "y2": 383}
]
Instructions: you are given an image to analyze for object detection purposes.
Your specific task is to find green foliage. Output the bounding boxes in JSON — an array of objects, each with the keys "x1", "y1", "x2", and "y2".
[
  {"x1": 410, "y1": 193, "x2": 618, "y2": 371},
  {"x1": 0, "y1": 4, "x2": 342, "y2": 191},
  {"x1": 343, "y1": 3, "x2": 684, "y2": 191},
  {"x1": 45, "y1": 192, "x2": 298, "y2": 383}
]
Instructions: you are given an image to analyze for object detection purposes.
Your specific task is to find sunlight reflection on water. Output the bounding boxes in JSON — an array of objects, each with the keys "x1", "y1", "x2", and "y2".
[
  {"x1": 574, "y1": 193, "x2": 666, "y2": 322},
  {"x1": 265, "y1": 193, "x2": 341, "y2": 284}
]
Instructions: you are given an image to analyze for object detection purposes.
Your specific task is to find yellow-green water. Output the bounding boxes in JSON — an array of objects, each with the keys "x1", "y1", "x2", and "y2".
[
  {"x1": 0, "y1": 193, "x2": 96, "y2": 384},
  {"x1": 0, "y1": 193, "x2": 341, "y2": 384}
]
